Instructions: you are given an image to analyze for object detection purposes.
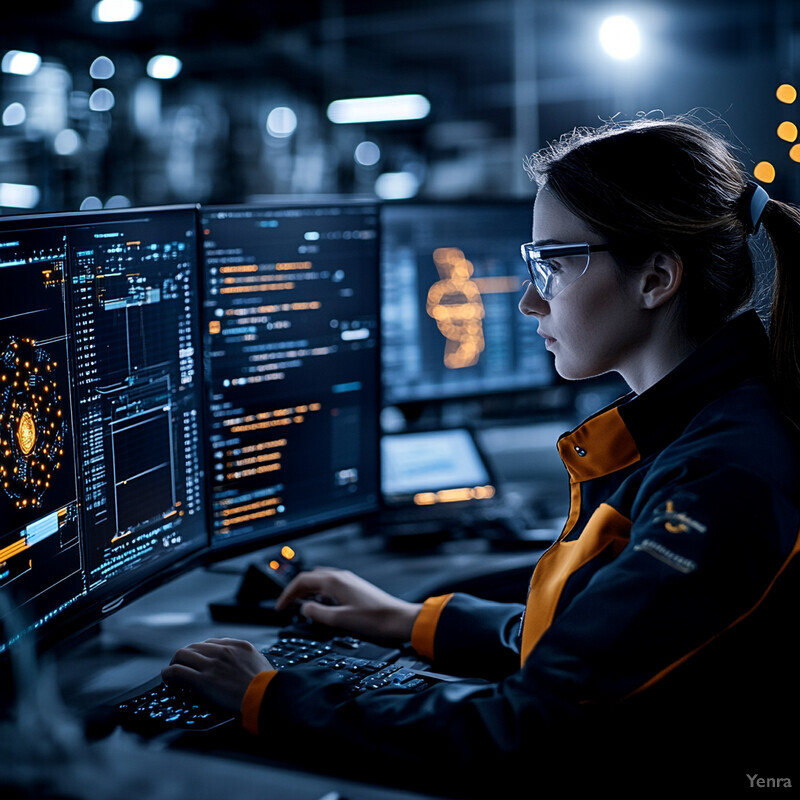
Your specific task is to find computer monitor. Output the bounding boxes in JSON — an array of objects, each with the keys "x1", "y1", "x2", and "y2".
[
  {"x1": 0, "y1": 205, "x2": 208, "y2": 655},
  {"x1": 200, "y1": 201, "x2": 381, "y2": 557},
  {"x1": 380, "y1": 199, "x2": 555, "y2": 406}
]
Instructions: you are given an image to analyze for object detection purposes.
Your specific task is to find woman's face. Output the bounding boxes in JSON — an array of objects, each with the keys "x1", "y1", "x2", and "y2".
[{"x1": 519, "y1": 188, "x2": 652, "y2": 385}]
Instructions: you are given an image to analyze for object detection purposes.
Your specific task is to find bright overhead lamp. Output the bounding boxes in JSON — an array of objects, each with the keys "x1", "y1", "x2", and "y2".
[
  {"x1": 2, "y1": 50, "x2": 42, "y2": 76},
  {"x1": 599, "y1": 15, "x2": 641, "y2": 60},
  {"x1": 92, "y1": 0, "x2": 142, "y2": 23},
  {"x1": 327, "y1": 94, "x2": 430, "y2": 124},
  {"x1": 374, "y1": 172, "x2": 420, "y2": 200},
  {"x1": 266, "y1": 106, "x2": 297, "y2": 138},
  {"x1": 0, "y1": 182, "x2": 40, "y2": 209},
  {"x1": 147, "y1": 55, "x2": 182, "y2": 80}
]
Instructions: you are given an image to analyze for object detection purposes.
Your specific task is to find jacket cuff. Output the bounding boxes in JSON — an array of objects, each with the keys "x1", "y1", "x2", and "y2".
[
  {"x1": 410, "y1": 594, "x2": 453, "y2": 661},
  {"x1": 241, "y1": 670, "x2": 278, "y2": 734}
]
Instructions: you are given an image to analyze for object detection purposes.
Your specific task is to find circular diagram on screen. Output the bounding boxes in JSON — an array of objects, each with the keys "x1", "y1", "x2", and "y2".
[{"x1": 0, "y1": 337, "x2": 67, "y2": 510}]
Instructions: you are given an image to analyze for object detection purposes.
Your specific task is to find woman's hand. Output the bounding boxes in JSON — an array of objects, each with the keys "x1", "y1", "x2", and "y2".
[
  {"x1": 162, "y1": 638, "x2": 272, "y2": 712},
  {"x1": 276, "y1": 567, "x2": 423, "y2": 641}
]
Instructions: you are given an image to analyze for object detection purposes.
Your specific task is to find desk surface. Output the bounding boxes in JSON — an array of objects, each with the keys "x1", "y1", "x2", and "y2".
[{"x1": 11, "y1": 524, "x2": 550, "y2": 800}]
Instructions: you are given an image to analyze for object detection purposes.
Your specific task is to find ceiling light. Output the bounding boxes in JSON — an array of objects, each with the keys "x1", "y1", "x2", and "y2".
[
  {"x1": 266, "y1": 106, "x2": 297, "y2": 138},
  {"x1": 327, "y1": 94, "x2": 430, "y2": 124},
  {"x1": 374, "y1": 172, "x2": 420, "y2": 200},
  {"x1": 92, "y1": 0, "x2": 142, "y2": 23},
  {"x1": 599, "y1": 15, "x2": 641, "y2": 60},
  {"x1": 0, "y1": 182, "x2": 40, "y2": 209},
  {"x1": 2, "y1": 50, "x2": 42, "y2": 76},
  {"x1": 147, "y1": 55, "x2": 182, "y2": 80}
]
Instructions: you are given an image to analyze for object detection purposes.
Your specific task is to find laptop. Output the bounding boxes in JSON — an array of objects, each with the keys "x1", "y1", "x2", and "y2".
[{"x1": 377, "y1": 427, "x2": 507, "y2": 543}]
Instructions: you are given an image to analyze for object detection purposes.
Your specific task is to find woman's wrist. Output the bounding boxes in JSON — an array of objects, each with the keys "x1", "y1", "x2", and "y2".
[{"x1": 388, "y1": 600, "x2": 424, "y2": 640}]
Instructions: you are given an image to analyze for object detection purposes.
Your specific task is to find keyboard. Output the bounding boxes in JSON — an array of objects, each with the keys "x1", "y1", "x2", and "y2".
[{"x1": 112, "y1": 632, "x2": 438, "y2": 736}]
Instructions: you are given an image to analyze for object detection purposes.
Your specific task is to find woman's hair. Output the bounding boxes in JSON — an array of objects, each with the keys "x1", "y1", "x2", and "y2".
[{"x1": 524, "y1": 114, "x2": 800, "y2": 423}]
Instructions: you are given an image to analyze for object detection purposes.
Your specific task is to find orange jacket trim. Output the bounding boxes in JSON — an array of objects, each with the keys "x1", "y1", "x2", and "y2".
[
  {"x1": 411, "y1": 594, "x2": 454, "y2": 661},
  {"x1": 521, "y1": 503, "x2": 631, "y2": 664},
  {"x1": 241, "y1": 670, "x2": 278, "y2": 734}
]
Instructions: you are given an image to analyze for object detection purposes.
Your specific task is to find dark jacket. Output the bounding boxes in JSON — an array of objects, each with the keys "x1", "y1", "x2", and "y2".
[{"x1": 243, "y1": 311, "x2": 800, "y2": 796}]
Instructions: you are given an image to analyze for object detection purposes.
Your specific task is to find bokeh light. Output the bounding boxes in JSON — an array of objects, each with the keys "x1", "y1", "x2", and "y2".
[
  {"x1": 266, "y1": 106, "x2": 297, "y2": 138},
  {"x1": 1, "y1": 50, "x2": 42, "y2": 76},
  {"x1": 354, "y1": 141, "x2": 381, "y2": 166},
  {"x1": 54, "y1": 129, "x2": 81, "y2": 156},
  {"x1": 92, "y1": 0, "x2": 142, "y2": 23},
  {"x1": 777, "y1": 121, "x2": 798, "y2": 142},
  {"x1": 2, "y1": 103, "x2": 27, "y2": 127},
  {"x1": 90, "y1": 56, "x2": 116, "y2": 79},
  {"x1": 753, "y1": 161, "x2": 776, "y2": 183},
  {"x1": 89, "y1": 88, "x2": 115, "y2": 111},
  {"x1": 147, "y1": 55, "x2": 182, "y2": 80}
]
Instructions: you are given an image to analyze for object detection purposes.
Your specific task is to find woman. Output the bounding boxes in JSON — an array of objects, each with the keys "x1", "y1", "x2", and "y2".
[{"x1": 164, "y1": 116, "x2": 800, "y2": 794}]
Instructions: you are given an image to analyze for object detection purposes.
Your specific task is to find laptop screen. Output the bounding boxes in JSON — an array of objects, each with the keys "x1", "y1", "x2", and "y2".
[{"x1": 381, "y1": 428, "x2": 494, "y2": 506}]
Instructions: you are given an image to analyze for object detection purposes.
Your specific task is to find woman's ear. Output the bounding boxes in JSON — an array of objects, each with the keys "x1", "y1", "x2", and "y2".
[{"x1": 639, "y1": 251, "x2": 683, "y2": 309}]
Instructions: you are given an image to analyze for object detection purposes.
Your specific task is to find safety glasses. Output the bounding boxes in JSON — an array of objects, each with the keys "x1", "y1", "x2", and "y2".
[{"x1": 520, "y1": 241, "x2": 611, "y2": 300}]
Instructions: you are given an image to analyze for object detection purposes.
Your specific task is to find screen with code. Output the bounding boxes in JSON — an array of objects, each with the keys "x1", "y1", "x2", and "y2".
[{"x1": 201, "y1": 202, "x2": 381, "y2": 554}]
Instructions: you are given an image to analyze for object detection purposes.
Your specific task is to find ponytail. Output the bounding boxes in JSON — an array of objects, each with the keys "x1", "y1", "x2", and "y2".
[{"x1": 761, "y1": 200, "x2": 800, "y2": 427}]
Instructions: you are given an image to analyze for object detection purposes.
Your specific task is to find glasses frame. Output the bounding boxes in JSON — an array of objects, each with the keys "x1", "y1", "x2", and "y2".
[{"x1": 520, "y1": 241, "x2": 612, "y2": 301}]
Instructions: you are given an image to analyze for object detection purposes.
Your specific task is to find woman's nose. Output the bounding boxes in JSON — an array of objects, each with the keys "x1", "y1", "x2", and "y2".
[{"x1": 518, "y1": 280, "x2": 548, "y2": 316}]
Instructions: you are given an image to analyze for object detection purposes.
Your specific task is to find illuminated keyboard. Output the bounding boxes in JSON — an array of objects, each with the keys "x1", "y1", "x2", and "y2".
[
  {"x1": 115, "y1": 683, "x2": 234, "y2": 733},
  {"x1": 266, "y1": 635, "x2": 432, "y2": 694},
  {"x1": 113, "y1": 633, "x2": 438, "y2": 736}
]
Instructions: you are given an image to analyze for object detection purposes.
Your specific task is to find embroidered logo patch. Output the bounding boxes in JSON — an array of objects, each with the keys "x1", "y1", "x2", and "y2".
[{"x1": 651, "y1": 499, "x2": 707, "y2": 535}]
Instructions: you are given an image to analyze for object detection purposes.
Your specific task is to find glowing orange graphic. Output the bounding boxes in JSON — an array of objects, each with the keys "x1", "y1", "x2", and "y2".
[
  {"x1": 426, "y1": 247, "x2": 485, "y2": 369},
  {"x1": 17, "y1": 410, "x2": 36, "y2": 455},
  {"x1": 0, "y1": 337, "x2": 67, "y2": 509}
]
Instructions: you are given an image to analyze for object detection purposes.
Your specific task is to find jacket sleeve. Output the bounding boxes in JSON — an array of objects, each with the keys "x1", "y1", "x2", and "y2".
[{"x1": 411, "y1": 593, "x2": 524, "y2": 679}]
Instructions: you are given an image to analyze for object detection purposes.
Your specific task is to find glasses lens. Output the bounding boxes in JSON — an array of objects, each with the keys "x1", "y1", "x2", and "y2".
[
  {"x1": 524, "y1": 244, "x2": 591, "y2": 300},
  {"x1": 530, "y1": 256, "x2": 555, "y2": 300}
]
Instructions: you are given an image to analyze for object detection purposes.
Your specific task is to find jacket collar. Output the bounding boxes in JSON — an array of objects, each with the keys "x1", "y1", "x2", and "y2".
[{"x1": 558, "y1": 311, "x2": 769, "y2": 481}]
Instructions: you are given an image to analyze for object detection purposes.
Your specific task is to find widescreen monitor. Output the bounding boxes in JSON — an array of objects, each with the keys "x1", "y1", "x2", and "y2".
[
  {"x1": 200, "y1": 202, "x2": 381, "y2": 557},
  {"x1": 0, "y1": 205, "x2": 207, "y2": 655},
  {"x1": 380, "y1": 200, "x2": 555, "y2": 406}
]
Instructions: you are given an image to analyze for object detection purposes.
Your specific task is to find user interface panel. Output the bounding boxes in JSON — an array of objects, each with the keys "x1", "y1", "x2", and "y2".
[
  {"x1": 0, "y1": 207, "x2": 207, "y2": 652},
  {"x1": 380, "y1": 201, "x2": 554, "y2": 404},
  {"x1": 201, "y1": 203, "x2": 381, "y2": 553}
]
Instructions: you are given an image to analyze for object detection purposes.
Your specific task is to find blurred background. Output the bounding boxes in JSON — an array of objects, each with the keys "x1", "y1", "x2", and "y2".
[{"x1": 1, "y1": 0, "x2": 799, "y2": 214}]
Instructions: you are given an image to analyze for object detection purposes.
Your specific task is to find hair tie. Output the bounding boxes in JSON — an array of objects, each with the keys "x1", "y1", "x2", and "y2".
[{"x1": 741, "y1": 180, "x2": 770, "y2": 234}]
